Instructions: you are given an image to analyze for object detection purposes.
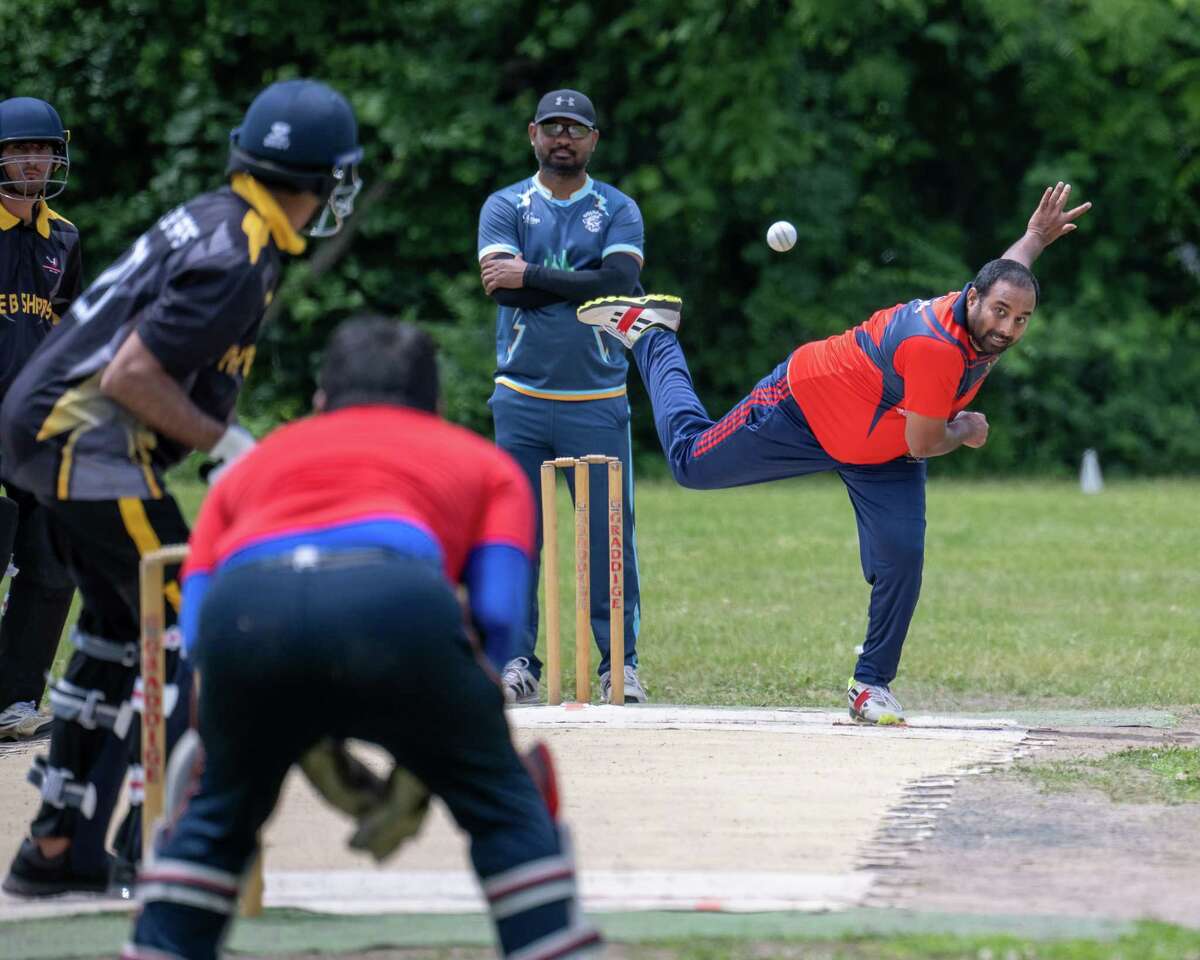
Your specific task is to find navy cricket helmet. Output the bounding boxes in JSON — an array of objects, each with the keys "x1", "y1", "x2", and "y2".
[
  {"x1": 0, "y1": 97, "x2": 70, "y2": 201},
  {"x1": 228, "y1": 79, "x2": 363, "y2": 237}
]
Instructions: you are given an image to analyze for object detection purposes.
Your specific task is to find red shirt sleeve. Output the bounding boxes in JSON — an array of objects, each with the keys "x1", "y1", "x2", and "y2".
[
  {"x1": 477, "y1": 449, "x2": 535, "y2": 557},
  {"x1": 895, "y1": 337, "x2": 965, "y2": 421}
]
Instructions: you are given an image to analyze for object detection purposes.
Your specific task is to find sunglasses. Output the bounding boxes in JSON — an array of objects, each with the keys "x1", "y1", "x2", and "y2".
[{"x1": 538, "y1": 121, "x2": 592, "y2": 140}]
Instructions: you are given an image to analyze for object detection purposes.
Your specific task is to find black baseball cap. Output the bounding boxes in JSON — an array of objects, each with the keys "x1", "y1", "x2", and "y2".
[{"x1": 533, "y1": 89, "x2": 596, "y2": 128}]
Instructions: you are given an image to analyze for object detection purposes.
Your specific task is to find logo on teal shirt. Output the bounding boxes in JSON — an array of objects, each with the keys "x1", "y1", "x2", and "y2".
[{"x1": 543, "y1": 250, "x2": 571, "y2": 271}]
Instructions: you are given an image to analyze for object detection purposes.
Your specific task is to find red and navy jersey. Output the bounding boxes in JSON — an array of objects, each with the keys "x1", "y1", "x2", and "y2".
[
  {"x1": 787, "y1": 285, "x2": 997, "y2": 464},
  {"x1": 0, "y1": 199, "x2": 82, "y2": 403},
  {"x1": 0, "y1": 174, "x2": 303, "y2": 500},
  {"x1": 184, "y1": 405, "x2": 535, "y2": 586}
]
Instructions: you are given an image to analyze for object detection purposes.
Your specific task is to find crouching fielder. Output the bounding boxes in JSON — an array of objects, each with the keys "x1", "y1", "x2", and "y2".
[{"x1": 124, "y1": 318, "x2": 600, "y2": 960}]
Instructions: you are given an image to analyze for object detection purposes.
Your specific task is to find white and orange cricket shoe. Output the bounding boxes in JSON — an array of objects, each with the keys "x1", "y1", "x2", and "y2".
[{"x1": 577, "y1": 294, "x2": 682, "y2": 348}]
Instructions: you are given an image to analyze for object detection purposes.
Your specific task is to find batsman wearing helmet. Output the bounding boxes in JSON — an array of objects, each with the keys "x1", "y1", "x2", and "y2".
[
  {"x1": 121, "y1": 316, "x2": 600, "y2": 960},
  {"x1": 0, "y1": 97, "x2": 81, "y2": 742},
  {"x1": 0, "y1": 79, "x2": 363, "y2": 897}
]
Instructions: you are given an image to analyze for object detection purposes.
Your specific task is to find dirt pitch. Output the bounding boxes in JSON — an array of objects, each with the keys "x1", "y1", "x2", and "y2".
[{"x1": 1, "y1": 705, "x2": 1197, "y2": 959}]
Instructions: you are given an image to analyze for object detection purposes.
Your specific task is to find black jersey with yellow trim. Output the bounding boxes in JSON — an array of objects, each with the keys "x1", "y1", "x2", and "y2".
[
  {"x1": 0, "y1": 199, "x2": 83, "y2": 403},
  {"x1": 0, "y1": 173, "x2": 305, "y2": 501}
]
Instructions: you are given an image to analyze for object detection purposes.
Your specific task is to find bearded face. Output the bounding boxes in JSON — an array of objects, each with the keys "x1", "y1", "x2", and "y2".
[
  {"x1": 965, "y1": 280, "x2": 1037, "y2": 355},
  {"x1": 530, "y1": 120, "x2": 598, "y2": 178}
]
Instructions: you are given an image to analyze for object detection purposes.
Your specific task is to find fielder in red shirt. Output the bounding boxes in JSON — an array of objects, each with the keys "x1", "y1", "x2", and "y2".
[
  {"x1": 126, "y1": 318, "x2": 601, "y2": 960},
  {"x1": 182, "y1": 401, "x2": 535, "y2": 660},
  {"x1": 579, "y1": 183, "x2": 1090, "y2": 724}
]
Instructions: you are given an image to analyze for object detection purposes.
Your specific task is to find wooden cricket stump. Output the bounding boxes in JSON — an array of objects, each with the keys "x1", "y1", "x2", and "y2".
[
  {"x1": 539, "y1": 455, "x2": 625, "y2": 705},
  {"x1": 139, "y1": 544, "x2": 264, "y2": 917}
]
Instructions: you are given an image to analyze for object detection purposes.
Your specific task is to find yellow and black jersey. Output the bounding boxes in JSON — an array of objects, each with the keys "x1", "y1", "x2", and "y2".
[
  {"x1": 0, "y1": 199, "x2": 82, "y2": 402},
  {"x1": 0, "y1": 173, "x2": 305, "y2": 501}
]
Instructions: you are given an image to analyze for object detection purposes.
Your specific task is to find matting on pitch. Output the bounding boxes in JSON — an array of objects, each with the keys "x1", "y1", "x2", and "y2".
[
  {"x1": 0, "y1": 706, "x2": 1028, "y2": 918},
  {"x1": 260, "y1": 707, "x2": 1027, "y2": 914}
]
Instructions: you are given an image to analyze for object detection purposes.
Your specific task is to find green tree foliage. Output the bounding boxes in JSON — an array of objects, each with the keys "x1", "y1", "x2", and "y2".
[{"x1": 5, "y1": 0, "x2": 1197, "y2": 473}]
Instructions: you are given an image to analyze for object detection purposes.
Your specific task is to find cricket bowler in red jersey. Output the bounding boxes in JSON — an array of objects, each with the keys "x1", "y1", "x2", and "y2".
[{"x1": 579, "y1": 183, "x2": 1090, "y2": 724}]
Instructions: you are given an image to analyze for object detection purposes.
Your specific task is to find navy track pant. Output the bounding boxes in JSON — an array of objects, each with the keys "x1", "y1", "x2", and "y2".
[
  {"x1": 633, "y1": 330, "x2": 926, "y2": 686},
  {"x1": 128, "y1": 553, "x2": 592, "y2": 960}
]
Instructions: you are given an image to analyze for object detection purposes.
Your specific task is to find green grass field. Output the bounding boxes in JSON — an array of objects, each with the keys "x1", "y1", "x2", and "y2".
[
  {"x1": 1019, "y1": 746, "x2": 1200, "y2": 804},
  {"x1": 44, "y1": 476, "x2": 1199, "y2": 713},
  {"x1": 18, "y1": 475, "x2": 1199, "y2": 960},
  {"x1": 635, "y1": 923, "x2": 1200, "y2": 959},
  {"x1": 556, "y1": 475, "x2": 1198, "y2": 711}
]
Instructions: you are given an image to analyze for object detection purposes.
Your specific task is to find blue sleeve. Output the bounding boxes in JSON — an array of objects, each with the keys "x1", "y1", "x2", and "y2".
[
  {"x1": 179, "y1": 572, "x2": 211, "y2": 658},
  {"x1": 463, "y1": 543, "x2": 530, "y2": 670},
  {"x1": 478, "y1": 193, "x2": 521, "y2": 261},
  {"x1": 603, "y1": 197, "x2": 644, "y2": 261}
]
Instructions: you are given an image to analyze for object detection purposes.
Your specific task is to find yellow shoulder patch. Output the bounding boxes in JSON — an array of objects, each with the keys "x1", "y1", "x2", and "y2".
[
  {"x1": 43, "y1": 205, "x2": 74, "y2": 228},
  {"x1": 241, "y1": 209, "x2": 271, "y2": 265}
]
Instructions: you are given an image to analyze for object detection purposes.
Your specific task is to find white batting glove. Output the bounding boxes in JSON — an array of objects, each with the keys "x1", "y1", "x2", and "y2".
[{"x1": 206, "y1": 424, "x2": 256, "y2": 486}]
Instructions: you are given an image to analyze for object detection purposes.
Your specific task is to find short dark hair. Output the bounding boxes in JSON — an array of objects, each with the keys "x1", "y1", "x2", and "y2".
[
  {"x1": 971, "y1": 258, "x2": 1040, "y2": 307},
  {"x1": 318, "y1": 316, "x2": 439, "y2": 413}
]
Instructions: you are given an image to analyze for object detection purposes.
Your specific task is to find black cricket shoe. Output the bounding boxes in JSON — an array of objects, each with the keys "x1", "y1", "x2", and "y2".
[{"x1": 2, "y1": 838, "x2": 110, "y2": 897}]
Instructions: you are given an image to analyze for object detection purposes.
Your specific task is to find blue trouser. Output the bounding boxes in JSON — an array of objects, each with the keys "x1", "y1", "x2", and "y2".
[
  {"x1": 129, "y1": 552, "x2": 591, "y2": 960},
  {"x1": 633, "y1": 331, "x2": 926, "y2": 686},
  {"x1": 491, "y1": 386, "x2": 641, "y2": 678}
]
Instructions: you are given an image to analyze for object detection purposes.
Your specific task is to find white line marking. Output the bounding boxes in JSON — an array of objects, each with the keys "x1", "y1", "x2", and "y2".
[{"x1": 262, "y1": 869, "x2": 878, "y2": 914}]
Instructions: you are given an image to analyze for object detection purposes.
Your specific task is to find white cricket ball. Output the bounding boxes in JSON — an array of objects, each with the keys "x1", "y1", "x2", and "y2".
[{"x1": 766, "y1": 220, "x2": 797, "y2": 253}]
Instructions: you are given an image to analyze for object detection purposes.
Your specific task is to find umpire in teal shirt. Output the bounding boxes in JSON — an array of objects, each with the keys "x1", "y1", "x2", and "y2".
[{"x1": 477, "y1": 88, "x2": 647, "y2": 705}]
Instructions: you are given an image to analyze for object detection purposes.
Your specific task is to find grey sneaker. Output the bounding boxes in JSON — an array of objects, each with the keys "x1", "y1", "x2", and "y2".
[
  {"x1": 0, "y1": 701, "x2": 52, "y2": 741},
  {"x1": 501, "y1": 657, "x2": 539, "y2": 705},
  {"x1": 600, "y1": 665, "x2": 649, "y2": 704},
  {"x1": 847, "y1": 678, "x2": 906, "y2": 725},
  {"x1": 577, "y1": 294, "x2": 683, "y2": 348}
]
